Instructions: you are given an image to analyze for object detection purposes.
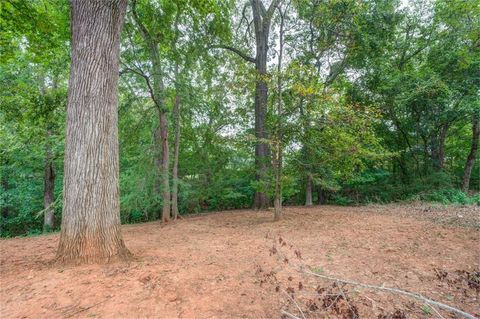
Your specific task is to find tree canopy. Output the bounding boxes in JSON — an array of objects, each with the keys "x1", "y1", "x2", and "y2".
[{"x1": 0, "y1": 0, "x2": 479, "y2": 237}]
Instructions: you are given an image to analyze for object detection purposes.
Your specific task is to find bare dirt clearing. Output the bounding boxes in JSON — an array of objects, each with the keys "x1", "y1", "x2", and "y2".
[{"x1": 1, "y1": 205, "x2": 478, "y2": 318}]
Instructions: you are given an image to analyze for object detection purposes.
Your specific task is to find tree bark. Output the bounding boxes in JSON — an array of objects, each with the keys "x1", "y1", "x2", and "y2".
[
  {"x1": 159, "y1": 111, "x2": 170, "y2": 222},
  {"x1": 273, "y1": 3, "x2": 286, "y2": 221},
  {"x1": 43, "y1": 129, "x2": 55, "y2": 231},
  {"x1": 305, "y1": 175, "x2": 313, "y2": 206},
  {"x1": 171, "y1": 11, "x2": 182, "y2": 221},
  {"x1": 462, "y1": 112, "x2": 479, "y2": 192},
  {"x1": 56, "y1": 0, "x2": 131, "y2": 264},
  {"x1": 251, "y1": 0, "x2": 281, "y2": 209}
]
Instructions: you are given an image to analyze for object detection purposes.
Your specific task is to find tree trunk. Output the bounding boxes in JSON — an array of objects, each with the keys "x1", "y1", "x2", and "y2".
[
  {"x1": 305, "y1": 175, "x2": 313, "y2": 206},
  {"x1": 431, "y1": 124, "x2": 449, "y2": 171},
  {"x1": 132, "y1": 0, "x2": 170, "y2": 222},
  {"x1": 462, "y1": 113, "x2": 480, "y2": 192},
  {"x1": 251, "y1": 0, "x2": 280, "y2": 209},
  {"x1": 56, "y1": 0, "x2": 130, "y2": 264},
  {"x1": 43, "y1": 129, "x2": 55, "y2": 231},
  {"x1": 273, "y1": 4, "x2": 285, "y2": 221},
  {"x1": 252, "y1": 30, "x2": 270, "y2": 209},
  {"x1": 159, "y1": 111, "x2": 170, "y2": 222},
  {"x1": 317, "y1": 187, "x2": 325, "y2": 205},
  {"x1": 171, "y1": 78, "x2": 181, "y2": 220},
  {"x1": 1, "y1": 162, "x2": 9, "y2": 219},
  {"x1": 171, "y1": 12, "x2": 181, "y2": 221}
]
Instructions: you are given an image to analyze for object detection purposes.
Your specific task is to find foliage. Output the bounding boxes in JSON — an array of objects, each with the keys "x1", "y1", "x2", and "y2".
[{"x1": 0, "y1": 0, "x2": 478, "y2": 237}]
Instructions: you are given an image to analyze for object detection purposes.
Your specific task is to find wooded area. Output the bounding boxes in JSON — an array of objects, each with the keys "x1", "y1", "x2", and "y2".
[{"x1": 0, "y1": 0, "x2": 479, "y2": 315}]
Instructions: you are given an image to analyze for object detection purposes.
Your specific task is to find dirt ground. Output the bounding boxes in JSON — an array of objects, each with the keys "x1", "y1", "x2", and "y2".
[{"x1": 1, "y1": 204, "x2": 479, "y2": 319}]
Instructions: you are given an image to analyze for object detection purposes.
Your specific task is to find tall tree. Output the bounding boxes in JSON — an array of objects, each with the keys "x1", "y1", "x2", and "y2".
[
  {"x1": 462, "y1": 111, "x2": 480, "y2": 192},
  {"x1": 171, "y1": 9, "x2": 182, "y2": 220},
  {"x1": 130, "y1": 0, "x2": 171, "y2": 223},
  {"x1": 251, "y1": 0, "x2": 281, "y2": 208},
  {"x1": 273, "y1": 2, "x2": 287, "y2": 221},
  {"x1": 56, "y1": 0, "x2": 131, "y2": 263},
  {"x1": 213, "y1": 0, "x2": 281, "y2": 208}
]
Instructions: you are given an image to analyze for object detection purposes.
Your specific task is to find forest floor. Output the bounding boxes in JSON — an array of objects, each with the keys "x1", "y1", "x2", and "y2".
[{"x1": 0, "y1": 204, "x2": 479, "y2": 319}]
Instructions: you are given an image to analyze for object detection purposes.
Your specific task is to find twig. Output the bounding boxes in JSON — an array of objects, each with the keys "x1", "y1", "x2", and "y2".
[
  {"x1": 427, "y1": 302, "x2": 446, "y2": 319},
  {"x1": 303, "y1": 270, "x2": 477, "y2": 319},
  {"x1": 337, "y1": 281, "x2": 358, "y2": 318},
  {"x1": 282, "y1": 290, "x2": 306, "y2": 319},
  {"x1": 271, "y1": 238, "x2": 477, "y2": 319},
  {"x1": 281, "y1": 310, "x2": 302, "y2": 319},
  {"x1": 65, "y1": 297, "x2": 111, "y2": 318}
]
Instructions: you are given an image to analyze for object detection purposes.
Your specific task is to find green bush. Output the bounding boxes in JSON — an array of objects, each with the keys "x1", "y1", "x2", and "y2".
[
  {"x1": 330, "y1": 194, "x2": 353, "y2": 206},
  {"x1": 416, "y1": 188, "x2": 480, "y2": 205}
]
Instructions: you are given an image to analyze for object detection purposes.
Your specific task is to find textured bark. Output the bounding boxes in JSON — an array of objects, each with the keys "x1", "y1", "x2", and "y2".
[
  {"x1": 305, "y1": 175, "x2": 313, "y2": 206},
  {"x1": 462, "y1": 113, "x2": 480, "y2": 192},
  {"x1": 43, "y1": 129, "x2": 55, "y2": 231},
  {"x1": 159, "y1": 111, "x2": 170, "y2": 222},
  {"x1": 251, "y1": 0, "x2": 281, "y2": 209},
  {"x1": 56, "y1": 0, "x2": 130, "y2": 264}
]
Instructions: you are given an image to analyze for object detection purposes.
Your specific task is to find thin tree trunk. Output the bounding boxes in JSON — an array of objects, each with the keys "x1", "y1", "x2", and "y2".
[
  {"x1": 1, "y1": 162, "x2": 9, "y2": 219},
  {"x1": 462, "y1": 112, "x2": 479, "y2": 192},
  {"x1": 43, "y1": 129, "x2": 55, "y2": 231},
  {"x1": 305, "y1": 175, "x2": 313, "y2": 206},
  {"x1": 274, "y1": 3, "x2": 286, "y2": 221},
  {"x1": 431, "y1": 124, "x2": 449, "y2": 171},
  {"x1": 159, "y1": 111, "x2": 170, "y2": 222},
  {"x1": 171, "y1": 11, "x2": 182, "y2": 220},
  {"x1": 132, "y1": 0, "x2": 170, "y2": 222},
  {"x1": 171, "y1": 74, "x2": 181, "y2": 220},
  {"x1": 317, "y1": 187, "x2": 324, "y2": 205},
  {"x1": 56, "y1": 0, "x2": 130, "y2": 264}
]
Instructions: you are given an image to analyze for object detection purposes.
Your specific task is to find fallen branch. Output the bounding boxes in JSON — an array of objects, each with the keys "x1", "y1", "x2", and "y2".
[
  {"x1": 281, "y1": 310, "x2": 301, "y2": 319},
  {"x1": 303, "y1": 270, "x2": 477, "y2": 319},
  {"x1": 270, "y1": 236, "x2": 478, "y2": 319},
  {"x1": 282, "y1": 290, "x2": 306, "y2": 319}
]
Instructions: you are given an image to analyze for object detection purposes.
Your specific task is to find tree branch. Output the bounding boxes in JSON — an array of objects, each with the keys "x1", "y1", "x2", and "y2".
[
  {"x1": 120, "y1": 67, "x2": 161, "y2": 112},
  {"x1": 131, "y1": 0, "x2": 151, "y2": 42},
  {"x1": 266, "y1": 0, "x2": 282, "y2": 21},
  {"x1": 208, "y1": 45, "x2": 256, "y2": 63}
]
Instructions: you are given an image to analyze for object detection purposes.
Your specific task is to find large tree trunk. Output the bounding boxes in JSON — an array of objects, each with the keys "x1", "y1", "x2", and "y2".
[
  {"x1": 43, "y1": 129, "x2": 55, "y2": 231},
  {"x1": 56, "y1": 0, "x2": 130, "y2": 264},
  {"x1": 462, "y1": 113, "x2": 480, "y2": 192},
  {"x1": 251, "y1": 0, "x2": 279, "y2": 209},
  {"x1": 305, "y1": 175, "x2": 313, "y2": 206}
]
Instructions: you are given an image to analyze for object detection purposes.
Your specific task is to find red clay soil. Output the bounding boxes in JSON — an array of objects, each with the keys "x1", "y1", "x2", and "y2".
[{"x1": 0, "y1": 205, "x2": 479, "y2": 319}]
